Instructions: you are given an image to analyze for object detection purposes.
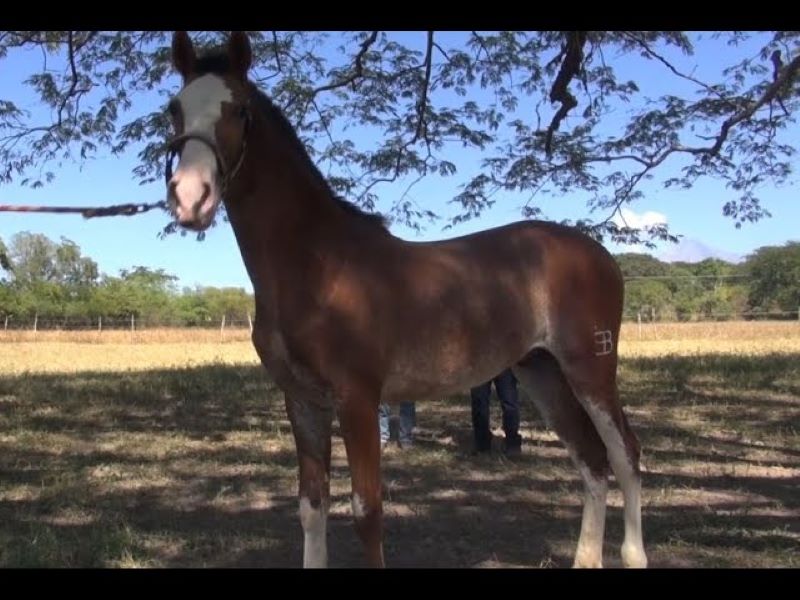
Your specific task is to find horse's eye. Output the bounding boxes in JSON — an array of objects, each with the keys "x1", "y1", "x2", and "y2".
[{"x1": 167, "y1": 100, "x2": 180, "y2": 117}]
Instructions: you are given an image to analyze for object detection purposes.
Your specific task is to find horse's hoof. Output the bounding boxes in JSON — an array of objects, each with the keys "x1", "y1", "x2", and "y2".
[{"x1": 621, "y1": 543, "x2": 648, "y2": 568}]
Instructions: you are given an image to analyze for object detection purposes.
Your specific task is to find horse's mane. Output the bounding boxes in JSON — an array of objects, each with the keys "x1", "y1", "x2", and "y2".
[{"x1": 193, "y1": 50, "x2": 389, "y2": 231}]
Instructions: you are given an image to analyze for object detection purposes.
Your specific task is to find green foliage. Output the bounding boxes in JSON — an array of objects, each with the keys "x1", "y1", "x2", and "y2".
[
  {"x1": 618, "y1": 247, "x2": 800, "y2": 320},
  {"x1": 744, "y1": 242, "x2": 800, "y2": 313},
  {"x1": 1, "y1": 232, "x2": 798, "y2": 324},
  {"x1": 0, "y1": 232, "x2": 254, "y2": 324},
  {"x1": 1, "y1": 31, "x2": 798, "y2": 244}
]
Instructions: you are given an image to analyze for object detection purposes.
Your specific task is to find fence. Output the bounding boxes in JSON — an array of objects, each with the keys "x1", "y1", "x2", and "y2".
[
  {"x1": 624, "y1": 308, "x2": 800, "y2": 323},
  {"x1": 1, "y1": 312, "x2": 799, "y2": 346},
  {"x1": 0, "y1": 314, "x2": 255, "y2": 343},
  {"x1": 0, "y1": 314, "x2": 253, "y2": 333}
]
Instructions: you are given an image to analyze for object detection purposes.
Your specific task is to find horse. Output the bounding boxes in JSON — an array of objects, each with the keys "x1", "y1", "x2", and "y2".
[{"x1": 163, "y1": 30, "x2": 648, "y2": 569}]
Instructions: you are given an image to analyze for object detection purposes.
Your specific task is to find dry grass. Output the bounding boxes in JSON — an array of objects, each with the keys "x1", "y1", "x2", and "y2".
[
  {"x1": 0, "y1": 341, "x2": 258, "y2": 375},
  {"x1": 0, "y1": 321, "x2": 798, "y2": 567},
  {"x1": 0, "y1": 327, "x2": 252, "y2": 345},
  {"x1": 620, "y1": 321, "x2": 800, "y2": 358},
  {"x1": 2, "y1": 322, "x2": 798, "y2": 375}
]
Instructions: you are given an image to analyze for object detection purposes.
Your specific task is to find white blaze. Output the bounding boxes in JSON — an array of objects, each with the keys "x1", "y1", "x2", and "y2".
[{"x1": 172, "y1": 74, "x2": 232, "y2": 204}]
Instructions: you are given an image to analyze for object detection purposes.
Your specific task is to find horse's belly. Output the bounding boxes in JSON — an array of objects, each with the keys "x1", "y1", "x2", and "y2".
[{"x1": 380, "y1": 328, "x2": 541, "y2": 403}]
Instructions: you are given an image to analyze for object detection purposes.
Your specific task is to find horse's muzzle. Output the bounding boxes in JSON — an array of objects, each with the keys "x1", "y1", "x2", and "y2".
[{"x1": 168, "y1": 174, "x2": 219, "y2": 231}]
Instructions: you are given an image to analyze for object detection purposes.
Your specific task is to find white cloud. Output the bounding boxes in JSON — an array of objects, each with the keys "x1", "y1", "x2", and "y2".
[{"x1": 611, "y1": 207, "x2": 667, "y2": 230}]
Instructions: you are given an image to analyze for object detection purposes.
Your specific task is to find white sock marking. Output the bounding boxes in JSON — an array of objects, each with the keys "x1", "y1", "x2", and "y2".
[{"x1": 299, "y1": 496, "x2": 328, "y2": 568}]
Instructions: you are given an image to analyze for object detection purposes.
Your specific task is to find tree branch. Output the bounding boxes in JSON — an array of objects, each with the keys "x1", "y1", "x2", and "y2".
[
  {"x1": 470, "y1": 31, "x2": 491, "y2": 63},
  {"x1": 286, "y1": 31, "x2": 379, "y2": 111},
  {"x1": 432, "y1": 41, "x2": 450, "y2": 63},
  {"x1": 271, "y1": 31, "x2": 282, "y2": 73},
  {"x1": 581, "y1": 51, "x2": 800, "y2": 237},
  {"x1": 770, "y1": 49, "x2": 790, "y2": 117},
  {"x1": 545, "y1": 31, "x2": 587, "y2": 157},
  {"x1": 674, "y1": 51, "x2": 800, "y2": 158},
  {"x1": 620, "y1": 31, "x2": 728, "y2": 102},
  {"x1": 412, "y1": 32, "x2": 434, "y2": 146}
]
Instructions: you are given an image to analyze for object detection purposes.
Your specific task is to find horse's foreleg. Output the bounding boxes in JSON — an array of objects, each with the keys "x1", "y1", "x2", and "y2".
[
  {"x1": 285, "y1": 396, "x2": 334, "y2": 568},
  {"x1": 337, "y1": 392, "x2": 385, "y2": 567}
]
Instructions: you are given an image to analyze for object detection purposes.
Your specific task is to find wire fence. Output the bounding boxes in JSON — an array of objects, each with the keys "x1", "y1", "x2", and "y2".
[
  {"x1": 623, "y1": 308, "x2": 800, "y2": 323},
  {"x1": 0, "y1": 314, "x2": 253, "y2": 332},
  {"x1": 1, "y1": 310, "x2": 799, "y2": 347}
]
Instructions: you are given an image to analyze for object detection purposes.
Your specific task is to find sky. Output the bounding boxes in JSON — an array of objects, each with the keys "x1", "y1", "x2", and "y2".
[{"x1": 1, "y1": 31, "x2": 797, "y2": 293}]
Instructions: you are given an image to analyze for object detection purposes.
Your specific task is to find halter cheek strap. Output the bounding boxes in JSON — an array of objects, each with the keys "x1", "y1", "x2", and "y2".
[{"x1": 165, "y1": 107, "x2": 250, "y2": 195}]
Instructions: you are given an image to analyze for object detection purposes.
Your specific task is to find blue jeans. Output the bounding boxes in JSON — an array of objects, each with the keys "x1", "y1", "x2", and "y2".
[
  {"x1": 379, "y1": 402, "x2": 416, "y2": 446},
  {"x1": 470, "y1": 368, "x2": 521, "y2": 451}
]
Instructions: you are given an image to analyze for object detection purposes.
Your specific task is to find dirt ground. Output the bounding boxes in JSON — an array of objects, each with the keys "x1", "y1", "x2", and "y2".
[{"x1": 1, "y1": 347, "x2": 797, "y2": 568}]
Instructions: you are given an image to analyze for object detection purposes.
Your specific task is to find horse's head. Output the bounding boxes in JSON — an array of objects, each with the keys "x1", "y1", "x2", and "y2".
[{"x1": 166, "y1": 31, "x2": 253, "y2": 231}]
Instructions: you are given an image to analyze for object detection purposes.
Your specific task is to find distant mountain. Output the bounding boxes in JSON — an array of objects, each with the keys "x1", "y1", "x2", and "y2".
[{"x1": 658, "y1": 238, "x2": 742, "y2": 264}]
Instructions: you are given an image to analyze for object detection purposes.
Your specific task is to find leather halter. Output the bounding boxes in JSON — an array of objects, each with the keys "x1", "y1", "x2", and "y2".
[{"x1": 165, "y1": 106, "x2": 250, "y2": 195}]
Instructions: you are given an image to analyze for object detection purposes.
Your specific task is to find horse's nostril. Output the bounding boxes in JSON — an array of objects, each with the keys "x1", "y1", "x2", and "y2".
[
  {"x1": 201, "y1": 182, "x2": 211, "y2": 204},
  {"x1": 168, "y1": 180, "x2": 178, "y2": 198}
]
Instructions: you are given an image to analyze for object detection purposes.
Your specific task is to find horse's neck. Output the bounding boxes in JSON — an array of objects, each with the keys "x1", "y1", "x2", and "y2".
[{"x1": 224, "y1": 156, "x2": 344, "y2": 314}]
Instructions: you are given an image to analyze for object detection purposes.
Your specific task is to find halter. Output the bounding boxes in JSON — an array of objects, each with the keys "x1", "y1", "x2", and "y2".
[{"x1": 164, "y1": 106, "x2": 250, "y2": 196}]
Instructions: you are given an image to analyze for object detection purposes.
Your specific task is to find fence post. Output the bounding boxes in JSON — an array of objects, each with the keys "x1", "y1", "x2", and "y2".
[
  {"x1": 3, "y1": 315, "x2": 8, "y2": 331},
  {"x1": 220, "y1": 314, "x2": 226, "y2": 340},
  {"x1": 247, "y1": 312, "x2": 253, "y2": 333},
  {"x1": 637, "y1": 312, "x2": 642, "y2": 340},
  {"x1": 33, "y1": 313, "x2": 38, "y2": 333},
  {"x1": 98, "y1": 316, "x2": 102, "y2": 333}
]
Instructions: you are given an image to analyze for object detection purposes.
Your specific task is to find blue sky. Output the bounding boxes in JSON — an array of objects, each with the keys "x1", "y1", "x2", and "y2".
[{"x1": 1, "y1": 31, "x2": 797, "y2": 292}]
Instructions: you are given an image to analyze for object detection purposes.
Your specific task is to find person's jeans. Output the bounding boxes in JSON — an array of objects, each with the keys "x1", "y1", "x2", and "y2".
[
  {"x1": 379, "y1": 402, "x2": 416, "y2": 446},
  {"x1": 470, "y1": 368, "x2": 521, "y2": 451}
]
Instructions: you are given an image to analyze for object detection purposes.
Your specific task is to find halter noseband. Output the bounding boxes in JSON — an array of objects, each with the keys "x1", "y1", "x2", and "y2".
[{"x1": 164, "y1": 107, "x2": 250, "y2": 195}]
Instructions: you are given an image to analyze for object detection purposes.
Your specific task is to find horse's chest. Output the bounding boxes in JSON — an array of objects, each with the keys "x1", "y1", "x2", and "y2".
[{"x1": 254, "y1": 327, "x2": 334, "y2": 405}]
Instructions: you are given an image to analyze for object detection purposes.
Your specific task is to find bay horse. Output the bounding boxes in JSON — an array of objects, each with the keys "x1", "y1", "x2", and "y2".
[{"x1": 164, "y1": 31, "x2": 648, "y2": 568}]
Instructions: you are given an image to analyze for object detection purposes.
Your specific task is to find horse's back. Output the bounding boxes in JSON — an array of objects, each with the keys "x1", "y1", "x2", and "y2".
[
  {"x1": 400, "y1": 219, "x2": 622, "y2": 291},
  {"x1": 378, "y1": 219, "x2": 623, "y2": 401}
]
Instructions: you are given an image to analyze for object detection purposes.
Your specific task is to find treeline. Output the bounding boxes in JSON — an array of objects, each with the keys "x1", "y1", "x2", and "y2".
[
  {"x1": 616, "y1": 244, "x2": 800, "y2": 321},
  {"x1": 1, "y1": 232, "x2": 799, "y2": 325},
  {"x1": 0, "y1": 232, "x2": 254, "y2": 327}
]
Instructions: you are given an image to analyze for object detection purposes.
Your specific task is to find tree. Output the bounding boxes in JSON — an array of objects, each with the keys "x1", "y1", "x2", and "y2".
[
  {"x1": 112, "y1": 266, "x2": 179, "y2": 321},
  {"x1": 1, "y1": 31, "x2": 798, "y2": 245},
  {"x1": 174, "y1": 285, "x2": 254, "y2": 326},
  {"x1": 0, "y1": 236, "x2": 11, "y2": 274},
  {"x1": 743, "y1": 242, "x2": 800, "y2": 315},
  {"x1": 615, "y1": 253, "x2": 670, "y2": 278},
  {"x1": 623, "y1": 279, "x2": 672, "y2": 320},
  {"x1": 0, "y1": 232, "x2": 100, "y2": 318}
]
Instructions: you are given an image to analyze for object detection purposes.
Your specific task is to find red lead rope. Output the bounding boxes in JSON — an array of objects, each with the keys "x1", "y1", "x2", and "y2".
[{"x1": 0, "y1": 200, "x2": 168, "y2": 219}]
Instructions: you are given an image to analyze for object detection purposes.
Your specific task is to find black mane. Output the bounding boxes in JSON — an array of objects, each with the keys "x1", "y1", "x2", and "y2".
[{"x1": 193, "y1": 49, "x2": 389, "y2": 231}]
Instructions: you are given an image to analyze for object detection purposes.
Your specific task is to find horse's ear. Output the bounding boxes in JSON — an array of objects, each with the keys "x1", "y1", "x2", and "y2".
[
  {"x1": 172, "y1": 31, "x2": 196, "y2": 78},
  {"x1": 228, "y1": 31, "x2": 253, "y2": 80}
]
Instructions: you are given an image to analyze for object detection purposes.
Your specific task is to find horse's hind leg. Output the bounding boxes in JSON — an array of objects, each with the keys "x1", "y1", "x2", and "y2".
[
  {"x1": 553, "y1": 347, "x2": 648, "y2": 568},
  {"x1": 513, "y1": 349, "x2": 610, "y2": 568}
]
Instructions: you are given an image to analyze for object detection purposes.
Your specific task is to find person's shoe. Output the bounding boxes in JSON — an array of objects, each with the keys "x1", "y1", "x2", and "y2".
[
  {"x1": 472, "y1": 431, "x2": 493, "y2": 455},
  {"x1": 471, "y1": 441, "x2": 492, "y2": 455},
  {"x1": 502, "y1": 438, "x2": 522, "y2": 460}
]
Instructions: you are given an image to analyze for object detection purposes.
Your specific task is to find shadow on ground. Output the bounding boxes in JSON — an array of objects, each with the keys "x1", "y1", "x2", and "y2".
[{"x1": 1, "y1": 353, "x2": 798, "y2": 567}]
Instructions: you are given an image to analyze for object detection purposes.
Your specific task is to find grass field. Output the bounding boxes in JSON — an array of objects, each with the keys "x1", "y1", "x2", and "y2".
[{"x1": 1, "y1": 322, "x2": 798, "y2": 567}]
